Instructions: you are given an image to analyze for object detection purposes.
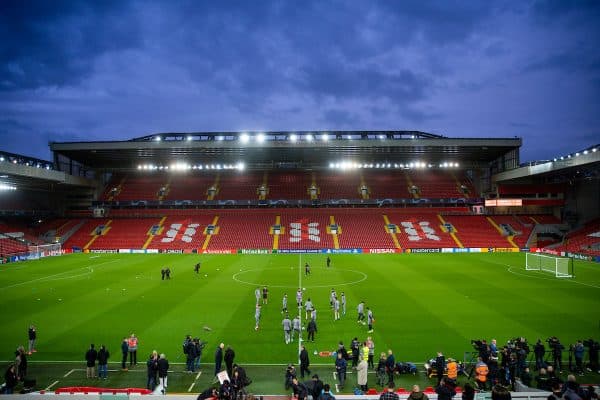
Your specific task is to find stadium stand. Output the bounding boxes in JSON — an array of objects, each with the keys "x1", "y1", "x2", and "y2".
[
  {"x1": 362, "y1": 171, "x2": 411, "y2": 198},
  {"x1": 63, "y1": 219, "x2": 111, "y2": 250},
  {"x1": 407, "y1": 170, "x2": 472, "y2": 198},
  {"x1": 552, "y1": 219, "x2": 600, "y2": 256},
  {"x1": 91, "y1": 218, "x2": 160, "y2": 250},
  {"x1": 487, "y1": 215, "x2": 534, "y2": 248},
  {"x1": 216, "y1": 171, "x2": 264, "y2": 200},
  {"x1": 315, "y1": 172, "x2": 362, "y2": 199},
  {"x1": 334, "y1": 209, "x2": 396, "y2": 249},
  {"x1": 146, "y1": 214, "x2": 216, "y2": 250},
  {"x1": 106, "y1": 174, "x2": 167, "y2": 201},
  {"x1": 443, "y1": 215, "x2": 516, "y2": 248},
  {"x1": 165, "y1": 174, "x2": 215, "y2": 200},
  {"x1": 207, "y1": 210, "x2": 276, "y2": 250},
  {"x1": 386, "y1": 210, "x2": 458, "y2": 249},
  {"x1": 265, "y1": 171, "x2": 313, "y2": 199}
]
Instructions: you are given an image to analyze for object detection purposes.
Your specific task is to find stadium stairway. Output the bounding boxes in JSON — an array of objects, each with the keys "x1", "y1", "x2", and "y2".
[{"x1": 443, "y1": 215, "x2": 517, "y2": 249}]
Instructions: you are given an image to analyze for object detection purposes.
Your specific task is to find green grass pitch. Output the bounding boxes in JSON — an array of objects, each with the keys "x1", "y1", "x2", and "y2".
[{"x1": 1, "y1": 252, "x2": 599, "y2": 393}]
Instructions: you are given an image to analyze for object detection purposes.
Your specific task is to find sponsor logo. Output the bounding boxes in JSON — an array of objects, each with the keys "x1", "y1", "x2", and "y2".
[
  {"x1": 239, "y1": 249, "x2": 272, "y2": 255},
  {"x1": 367, "y1": 248, "x2": 397, "y2": 254},
  {"x1": 91, "y1": 249, "x2": 118, "y2": 254},
  {"x1": 408, "y1": 248, "x2": 441, "y2": 253}
]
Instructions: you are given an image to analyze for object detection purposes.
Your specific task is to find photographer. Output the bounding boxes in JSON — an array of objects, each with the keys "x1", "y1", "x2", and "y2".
[
  {"x1": 583, "y1": 338, "x2": 599, "y2": 373},
  {"x1": 572, "y1": 341, "x2": 584, "y2": 374},
  {"x1": 547, "y1": 337, "x2": 564, "y2": 373},
  {"x1": 534, "y1": 340, "x2": 545, "y2": 371}
]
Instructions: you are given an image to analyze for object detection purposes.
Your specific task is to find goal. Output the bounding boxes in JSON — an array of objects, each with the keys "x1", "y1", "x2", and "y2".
[{"x1": 525, "y1": 252, "x2": 573, "y2": 278}]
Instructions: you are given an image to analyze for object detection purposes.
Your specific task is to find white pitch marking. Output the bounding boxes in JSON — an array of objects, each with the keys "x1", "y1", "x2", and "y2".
[
  {"x1": 45, "y1": 380, "x2": 60, "y2": 390},
  {"x1": 63, "y1": 369, "x2": 75, "y2": 377}
]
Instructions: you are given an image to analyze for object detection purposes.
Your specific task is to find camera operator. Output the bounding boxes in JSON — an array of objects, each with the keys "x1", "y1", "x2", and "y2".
[
  {"x1": 583, "y1": 338, "x2": 599, "y2": 373},
  {"x1": 571, "y1": 341, "x2": 584, "y2": 375},
  {"x1": 533, "y1": 340, "x2": 545, "y2": 371},
  {"x1": 471, "y1": 340, "x2": 490, "y2": 363},
  {"x1": 547, "y1": 337, "x2": 564, "y2": 373}
]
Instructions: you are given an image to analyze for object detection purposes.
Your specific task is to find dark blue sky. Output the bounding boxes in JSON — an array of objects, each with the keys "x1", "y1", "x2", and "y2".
[{"x1": 1, "y1": 0, "x2": 599, "y2": 162}]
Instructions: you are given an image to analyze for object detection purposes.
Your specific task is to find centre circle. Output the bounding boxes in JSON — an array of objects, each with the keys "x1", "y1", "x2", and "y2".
[{"x1": 232, "y1": 267, "x2": 367, "y2": 288}]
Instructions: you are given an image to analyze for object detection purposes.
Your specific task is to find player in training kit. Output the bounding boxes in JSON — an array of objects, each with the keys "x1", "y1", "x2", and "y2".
[
  {"x1": 329, "y1": 289, "x2": 337, "y2": 308},
  {"x1": 255, "y1": 287, "x2": 261, "y2": 305},
  {"x1": 357, "y1": 301, "x2": 365, "y2": 324},
  {"x1": 292, "y1": 316, "x2": 301, "y2": 340},
  {"x1": 367, "y1": 307, "x2": 374, "y2": 333},
  {"x1": 282, "y1": 316, "x2": 292, "y2": 344},
  {"x1": 326, "y1": 256, "x2": 331, "y2": 268},
  {"x1": 255, "y1": 304, "x2": 261, "y2": 330},
  {"x1": 304, "y1": 298, "x2": 314, "y2": 320},
  {"x1": 333, "y1": 298, "x2": 340, "y2": 321},
  {"x1": 262, "y1": 286, "x2": 269, "y2": 304},
  {"x1": 282, "y1": 294, "x2": 288, "y2": 314},
  {"x1": 305, "y1": 262, "x2": 311, "y2": 276},
  {"x1": 296, "y1": 289, "x2": 303, "y2": 307},
  {"x1": 341, "y1": 292, "x2": 346, "y2": 315}
]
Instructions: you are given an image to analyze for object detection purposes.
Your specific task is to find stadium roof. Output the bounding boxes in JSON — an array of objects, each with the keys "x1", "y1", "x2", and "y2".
[{"x1": 50, "y1": 131, "x2": 522, "y2": 170}]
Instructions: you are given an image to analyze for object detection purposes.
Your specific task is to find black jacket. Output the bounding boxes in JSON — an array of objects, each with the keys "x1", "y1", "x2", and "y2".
[
  {"x1": 158, "y1": 358, "x2": 169, "y2": 378},
  {"x1": 85, "y1": 348, "x2": 98, "y2": 367},
  {"x1": 300, "y1": 349, "x2": 310, "y2": 367},
  {"x1": 224, "y1": 348, "x2": 235, "y2": 365},
  {"x1": 97, "y1": 348, "x2": 110, "y2": 365}
]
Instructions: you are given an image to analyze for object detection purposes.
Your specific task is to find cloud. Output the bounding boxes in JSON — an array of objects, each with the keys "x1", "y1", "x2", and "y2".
[{"x1": 0, "y1": 0, "x2": 141, "y2": 91}]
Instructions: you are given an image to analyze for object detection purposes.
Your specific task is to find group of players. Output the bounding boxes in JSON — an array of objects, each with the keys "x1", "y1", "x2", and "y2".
[{"x1": 251, "y1": 259, "x2": 376, "y2": 342}]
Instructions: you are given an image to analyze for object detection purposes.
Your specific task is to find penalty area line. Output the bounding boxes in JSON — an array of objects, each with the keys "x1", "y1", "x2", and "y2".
[
  {"x1": 45, "y1": 380, "x2": 60, "y2": 390},
  {"x1": 188, "y1": 370, "x2": 202, "y2": 392},
  {"x1": 63, "y1": 369, "x2": 75, "y2": 377}
]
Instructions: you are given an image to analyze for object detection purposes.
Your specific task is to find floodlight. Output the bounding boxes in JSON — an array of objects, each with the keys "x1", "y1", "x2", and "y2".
[
  {"x1": 560, "y1": 156, "x2": 564, "y2": 160},
  {"x1": 575, "y1": 152, "x2": 580, "y2": 157},
  {"x1": 378, "y1": 135, "x2": 385, "y2": 140},
  {"x1": 387, "y1": 163, "x2": 391, "y2": 168},
  {"x1": 137, "y1": 165, "x2": 142, "y2": 170},
  {"x1": 0, "y1": 157, "x2": 3, "y2": 161},
  {"x1": 217, "y1": 136, "x2": 224, "y2": 141},
  {"x1": 593, "y1": 148, "x2": 597, "y2": 152},
  {"x1": 240, "y1": 133, "x2": 249, "y2": 143},
  {"x1": 329, "y1": 162, "x2": 334, "y2": 168},
  {"x1": 256, "y1": 133, "x2": 265, "y2": 143},
  {"x1": 289, "y1": 134, "x2": 298, "y2": 142},
  {"x1": 237, "y1": 162, "x2": 245, "y2": 170},
  {"x1": 198, "y1": 165, "x2": 203, "y2": 170},
  {"x1": 321, "y1": 134, "x2": 329, "y2": 142},
  {"x1": 187, "y1": 136, "x2": 192, "y2": 141},
  {"x1": 305, "y1": 134, "x2": 314, "y2": 142},
  {"x1": 155, "y1": 136, "x2": 161, "y2": 142},
  {"x1": 0, "y1": 183, "x2": 17, "y2": 191},
  {"x1": 583, "y1": 150, "x2": 588, "y2": 155},
  {"x1": 553, "y1": 158, "x2": 557, "y2": 162}
]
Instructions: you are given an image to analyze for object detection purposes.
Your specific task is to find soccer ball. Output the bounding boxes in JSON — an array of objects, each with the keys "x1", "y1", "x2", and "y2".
[{"x1": 302, "y1": 287, "x2": 306, "y2": 291}]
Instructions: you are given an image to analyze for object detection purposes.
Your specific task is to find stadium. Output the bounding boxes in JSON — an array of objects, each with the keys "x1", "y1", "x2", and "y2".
[{"x1": 0, "y1": 131, "x2": 599, "y2": 397}]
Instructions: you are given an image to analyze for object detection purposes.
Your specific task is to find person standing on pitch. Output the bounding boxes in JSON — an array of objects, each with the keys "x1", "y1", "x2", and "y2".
[
  {"x1": 85, "y1": 343, "x2": 98, "y2": 378},
  {"x1": 326, "y1": 256, "x2": 331, "y2": 268},
  {"x1": 262, "y1": 286, "x2": 269, "y2": 305},
  {"x1": 357, "y1": 301, "x2": 365, "y2": 324},
  {"x1": 128, "y1": 333, "x2": 138, "y2": 366},
  {"x1": 121, "y1": 337, "x2": 129, "y2": 371},
  {"x1": 27, "y1": 325, "x2": 37, "y2": 355},
  {"x1": 366, "y1": 337, "x2": 375, "y2": 369},
  {"x1": 300, "y1": 345, "x2": 311, "y2": 379},
  {"x1": 214, "y1": 343, "x2": 224, "y2": 377},
  {"x1": 305, "y1": 262, "x2": 311, "y2": 276},
  {"x1": 367, "y1": 307, "x2": 375, "y2": 333},
  {"x1": 335, "y1": 352, "x2": 347, "y2": 389},
  {"x1": 282, "y1": 294, "x2": 288, "y2": 314},
  {"x1": 296, "y1": 288, "x2": 303, "y2": 307},
  {"x1": 255, "y1": 287, "x2": 261, "y2": 305},
  {"x1": 157, "y1": 353, "x2": 169, "y2": 394},
  {"x1": 329, "y1": 289, "x2": 337, "y2": 308},
  {"x1": 307, "y1": 318, "x2": 317, "y2": 342},
  {"x1": 283, "y1": 315, "x2": 292, "y2": 344},
  {"x1": 255, "y1": 304, "x2": 262, "y2": 330},
  {"x1": 292, "y1": 315, "x2": 301, "y2": 341},
  {"x1": 333, "y1": 297, "x2": 340, "y2": 321},
  {"x1": 305, "y1": 298, "x2": 314, "y2": 320},
  {"x1": 224, "y1": 346, "x2": 235, "y2": 378},
  {"x1": 97, "y1": 345, "x2": 110, "y2": 379}
]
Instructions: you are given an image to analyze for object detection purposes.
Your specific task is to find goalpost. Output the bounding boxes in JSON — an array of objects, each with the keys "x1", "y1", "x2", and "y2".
[{"x1": 525, "y1": 252, "x2": 574, "y2": 278}]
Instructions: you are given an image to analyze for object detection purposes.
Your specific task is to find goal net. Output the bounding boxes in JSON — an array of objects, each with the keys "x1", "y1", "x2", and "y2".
[{"x1": 525, "y1": 252, "x2": 573, "y2": 278}]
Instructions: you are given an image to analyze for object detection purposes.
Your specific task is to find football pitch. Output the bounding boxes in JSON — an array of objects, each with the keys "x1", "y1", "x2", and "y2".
[{"x1": 1, "y1": 252, "x2": 599, "y2": 393}]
